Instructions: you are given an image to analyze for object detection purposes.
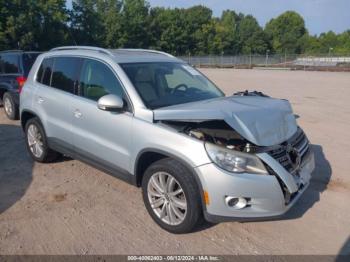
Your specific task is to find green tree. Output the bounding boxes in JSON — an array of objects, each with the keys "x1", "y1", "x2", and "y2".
[
  {"x1": 335, "y1": 30, "x2": 350, "y2": 55},
  {"x1": 193, "y1": 19, "x2": 217, "y2": 54},
  {"x1": 0, "y1": 1, "x2": 349, "y2": 55},
  {"x1": 219, "y1": 10, "x2": 239, "y2": 54},
  {"x1": 265, "y1": 11, "x2": 307, "y2": 54},
  {"x1": 0, "y1": 0, "x2": 41, "y2": 49},
  {"x1": 318, "y1": 31, "x2": 339, "y2": 54},
  {"x1": 0, "y1": 0, "x2": 69, "y2": 50},
  {"x1": 185, "y1": 5, "x2": 212, "y2": 54},
  {"x1": 302, "y1": 31, "x2": 350, "y2": 55},
  {"x1": 118, "y1": 0, "x2": 150, "y2": 48},
  {"x1": 149, "y1": 8, "x2": 189, "y2": 54},
  {"x1": 70, "y1": 0, "x2": 105, "y2": 45},
  {"x1": 37, "y1": 0, "x2": 71, "y2": 49},
  {"x1": 238, "y1": 15, "x2": 269, "y2": 54},
  {"x1": 302, "y1": 35, "x2": 322, "y2": 55},
  {"x1": 99, "y1": 0, "x2": 123, "y2": 48},
  {"x1": 194, "y1": 10, "x2": 240, "y2": 55},
  {"x1": 149, "y1": 6, "x2": 212, "y2": 55}
]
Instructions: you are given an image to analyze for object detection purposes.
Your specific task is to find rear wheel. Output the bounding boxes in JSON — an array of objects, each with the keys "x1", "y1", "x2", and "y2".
[
  {"x1": 25, "y1": 117, "x2": 60, "y2": 162},
  {"x1": 3, "y1": 92, "x2": 18, "y2": 120},
  {"x1": 142, "y1": 158, "x2": 202, "y2": 234}
]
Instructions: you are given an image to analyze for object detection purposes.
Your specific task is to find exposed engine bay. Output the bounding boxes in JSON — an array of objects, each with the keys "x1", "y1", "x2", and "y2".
[
  {"x1": 233, "y1": 90, "x2": 270, "y2": 97},
  {"x1": 160, "y1": 120, "x2": 258, "y2": 153},
  {"x1": 153, "y1": 91, "x2": 298, "y2": 147},
  {"x1": 159, "y1": 90, "x2": 270, "y2": 153}
]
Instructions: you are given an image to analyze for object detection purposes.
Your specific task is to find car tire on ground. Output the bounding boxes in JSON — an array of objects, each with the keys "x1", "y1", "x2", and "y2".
[
  {"x1": 25, "y1": 117, "x2": 61, "y2": 163},
  {"x1": 142, "y1": 158, "x2": 202, "y2": 234},
  {"x1": 3, "y1": 92, "x2": 19, "y2": 120}
]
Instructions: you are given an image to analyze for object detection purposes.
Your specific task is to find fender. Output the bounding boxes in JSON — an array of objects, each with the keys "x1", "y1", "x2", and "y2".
[
  {"x1": 20, "y1": 109, "x2": 39, "y2": 130},
  {"x1": 135, "y1": 148, "x2": 207, "y2": 212}
]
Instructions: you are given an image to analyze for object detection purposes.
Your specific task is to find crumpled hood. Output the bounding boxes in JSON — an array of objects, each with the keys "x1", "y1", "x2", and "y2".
[{"x1": 153, "y1": 96, "x2": 298, "y2": 146}]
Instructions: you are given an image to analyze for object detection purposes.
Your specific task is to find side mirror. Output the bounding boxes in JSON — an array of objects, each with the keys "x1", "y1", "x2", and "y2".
[{"x1": 97, "y1": 94, "x2": 124, "y2": 111}]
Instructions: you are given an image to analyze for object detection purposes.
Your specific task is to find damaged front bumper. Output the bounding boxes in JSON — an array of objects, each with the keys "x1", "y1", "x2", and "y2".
[{"x1": 195, "y1": 142, "x2": 315, "y2": 223}]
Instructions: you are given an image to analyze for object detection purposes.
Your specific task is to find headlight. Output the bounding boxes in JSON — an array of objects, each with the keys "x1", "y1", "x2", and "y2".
[{"x1": 205, "y1": 142, "x2": 267, "y2": 174}]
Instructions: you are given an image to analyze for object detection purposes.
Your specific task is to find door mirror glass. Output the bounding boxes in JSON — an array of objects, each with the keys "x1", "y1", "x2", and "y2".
[{"x1": 97, "y1": 94, "x2": 124, "y2": 111}]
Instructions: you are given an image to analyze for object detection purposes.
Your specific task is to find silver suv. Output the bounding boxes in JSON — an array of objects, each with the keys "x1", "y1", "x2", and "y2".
[{"x1": 20, "y1": 46, "x2": 315, "y2": 233}]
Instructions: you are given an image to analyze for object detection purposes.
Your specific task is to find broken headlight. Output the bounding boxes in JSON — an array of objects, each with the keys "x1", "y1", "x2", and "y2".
[{"x1": 205, "y1": 142, "x2": 267, "y2": 174}]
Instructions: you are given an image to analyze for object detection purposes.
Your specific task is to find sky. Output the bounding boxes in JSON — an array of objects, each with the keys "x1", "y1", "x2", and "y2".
[{"x1": 67, "y1": 0, "x2": 350, "y2": 35}]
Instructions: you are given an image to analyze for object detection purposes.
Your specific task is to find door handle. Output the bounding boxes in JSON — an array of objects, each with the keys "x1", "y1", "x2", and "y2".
[
  {"x1": 74, "y1": 109, "x2": 82, "y2": 119},
  {"x1": 37, "y1": 97, "x2": 44, "y2": 104}
]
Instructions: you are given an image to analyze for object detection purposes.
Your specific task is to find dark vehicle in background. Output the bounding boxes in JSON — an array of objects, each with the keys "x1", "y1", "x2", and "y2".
[{"x1": 0, "y1": 51, "x2": 41, "y2": 120}]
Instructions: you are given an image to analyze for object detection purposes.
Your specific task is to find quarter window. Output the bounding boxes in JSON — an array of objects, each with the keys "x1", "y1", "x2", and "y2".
[
  {"x1": 37, "y1": 58, "x2": 54, "y2": 86},
  {"x1": 51, "y1": 57, "x2": 81, "y2": 94},
  {"x1": 79, "y1": 59, "x2": 124, "y2": 101}
]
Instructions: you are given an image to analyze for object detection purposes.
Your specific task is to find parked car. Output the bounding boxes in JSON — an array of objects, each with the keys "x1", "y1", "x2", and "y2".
[
  {"x1": 20, "y1": 46, "x2": 315, "y2": 233},
  {"x1": 0, "y1": 50, "x2": 41, "y2": 120}
]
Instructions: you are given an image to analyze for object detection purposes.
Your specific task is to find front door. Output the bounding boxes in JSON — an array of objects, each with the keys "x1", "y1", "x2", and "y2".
[{"x1": 72, "y1": 58, "x2": 133, "y2": 174}]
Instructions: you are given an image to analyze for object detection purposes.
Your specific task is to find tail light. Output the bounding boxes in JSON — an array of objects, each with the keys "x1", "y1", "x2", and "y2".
[{"x1": 16, "y1": 76, "x2": 27, "y2": 94}]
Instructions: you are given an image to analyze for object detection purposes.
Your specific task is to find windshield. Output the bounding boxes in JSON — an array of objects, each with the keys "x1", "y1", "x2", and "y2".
[{"x1": 120, "y1": 62, "x2": 224, "y2": 109}]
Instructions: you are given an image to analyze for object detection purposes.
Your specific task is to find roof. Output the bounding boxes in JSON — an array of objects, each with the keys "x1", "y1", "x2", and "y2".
[{"x1": 49, "y1": 46, "x2": 182, "y2": 63}]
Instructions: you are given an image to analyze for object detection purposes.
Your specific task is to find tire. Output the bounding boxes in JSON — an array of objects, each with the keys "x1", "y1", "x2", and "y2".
[
  {"x1": 3, "y1": 92, "x2": 19, "y2": 120},
  {"x1": 25, "y1": 117, "x2": 60, "y2": 163},
  {"x1": 142, "y1": 158, "x2": 202, "y2": 234}
]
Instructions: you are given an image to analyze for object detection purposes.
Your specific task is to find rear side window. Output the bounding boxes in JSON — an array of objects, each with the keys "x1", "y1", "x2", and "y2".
[
  {"x1": 37, "y1": 58, "x2": 54, "y2": 86},
  {"x1": 51, "y1": 57, "x2": 81, "y2": 94},
  {"x1": 0, "y1": 54, "x2": 20, "y2": 73}
]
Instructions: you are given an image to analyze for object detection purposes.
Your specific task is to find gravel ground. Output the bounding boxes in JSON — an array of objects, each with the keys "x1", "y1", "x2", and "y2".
[{"x1": 0, "y1": 69, "x2": 349, "y2": 255}]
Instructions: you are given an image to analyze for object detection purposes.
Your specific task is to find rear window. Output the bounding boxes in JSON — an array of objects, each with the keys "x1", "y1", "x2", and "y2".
[
  {"x1": 23, "y1": 53, "x2": 40, "y2": 76},
  {"x1": 51, "y1": 57, "x2": 81, "y2": 94},
  {"x1": 0, "y1": 54, "x2": 20, "y2": 74}
]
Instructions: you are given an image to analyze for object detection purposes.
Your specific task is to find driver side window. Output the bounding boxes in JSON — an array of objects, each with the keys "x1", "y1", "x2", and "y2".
[{"x1": 79, "y1": 59, "x2": 124, "y2": 101}]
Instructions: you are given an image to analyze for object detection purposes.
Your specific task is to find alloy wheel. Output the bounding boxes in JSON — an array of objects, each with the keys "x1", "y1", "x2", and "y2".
[
  {"x1": 147, "y1": 171, "x2": 187, "y2": 226},
  {"x1": 4, "y1": 97, "x2": 13, "y2": 116},
  {"x1": 27, "y1": 124, "x2": 44, "y2": 158}
]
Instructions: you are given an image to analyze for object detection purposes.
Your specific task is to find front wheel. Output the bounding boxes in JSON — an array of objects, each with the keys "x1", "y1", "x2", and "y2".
[{"x1": 142, "y1": 158, "x2": 202, "y2": 234}]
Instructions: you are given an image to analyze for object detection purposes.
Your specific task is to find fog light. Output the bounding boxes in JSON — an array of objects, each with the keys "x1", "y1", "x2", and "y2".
[{"x1": 225, "y1": 196, "x2": 248, "y2": 209}]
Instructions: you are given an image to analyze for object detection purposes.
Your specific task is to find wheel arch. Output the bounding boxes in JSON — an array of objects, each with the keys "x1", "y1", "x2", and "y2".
[
  {"x1": 21, "y1": 110, "x2": 40, "y2": 131},
  {"x1": 0, "y1": 84, "x2": 11, "y2": 100},
  {"x1": 0, "y1": 87, "x2": 6, "y2": 101},
  {"x1": 134, "y1": 148, "x2": 206, "y2": 211}
]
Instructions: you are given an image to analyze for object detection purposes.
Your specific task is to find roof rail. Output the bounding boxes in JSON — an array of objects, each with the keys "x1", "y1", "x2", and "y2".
[
  {"x1": 50, "y1": 46, "x2": 114, "y2": 57},
  {"x1": 116, "y1": 48, "x2": 175, "y2": 58},
  {"x1": 0, "y1": 50, "x2": 23, "y2": 53}
]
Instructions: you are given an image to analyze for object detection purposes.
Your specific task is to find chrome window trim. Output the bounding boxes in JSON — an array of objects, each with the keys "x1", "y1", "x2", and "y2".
[{"x1": 33, "y1": 54, "x2": 135, "y2": 114}]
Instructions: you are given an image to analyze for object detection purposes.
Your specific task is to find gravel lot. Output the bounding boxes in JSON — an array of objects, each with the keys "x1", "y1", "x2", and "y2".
[{"x1": 0, "y1": 69, "x2": 349, "y2": 255}]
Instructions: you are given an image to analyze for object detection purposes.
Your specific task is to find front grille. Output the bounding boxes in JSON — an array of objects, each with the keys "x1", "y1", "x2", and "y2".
[
  {"x1": 265, "y1": 128, "x2": 311, "y2": 205},
  {"x1": 267, "y1": 128, "x2": 310, "y2": 175}
]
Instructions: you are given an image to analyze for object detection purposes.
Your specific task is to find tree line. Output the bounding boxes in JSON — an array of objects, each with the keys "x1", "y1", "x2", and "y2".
[{"x1": 0, "y1": 0, "x2": 349, "y2": 55}]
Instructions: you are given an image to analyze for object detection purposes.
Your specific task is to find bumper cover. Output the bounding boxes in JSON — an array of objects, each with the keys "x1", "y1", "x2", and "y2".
[{"x1": 195, "y1": 150, "x2": 315, "y2": 223}]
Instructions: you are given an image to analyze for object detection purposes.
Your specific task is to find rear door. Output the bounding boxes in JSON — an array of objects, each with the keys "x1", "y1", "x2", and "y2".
[
  {"x1": 72, "y1": 58, "x2": 133, "y2": 175},
  {"x1": 34, "y1": 56, "x2": 82, "y2": 152}
]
